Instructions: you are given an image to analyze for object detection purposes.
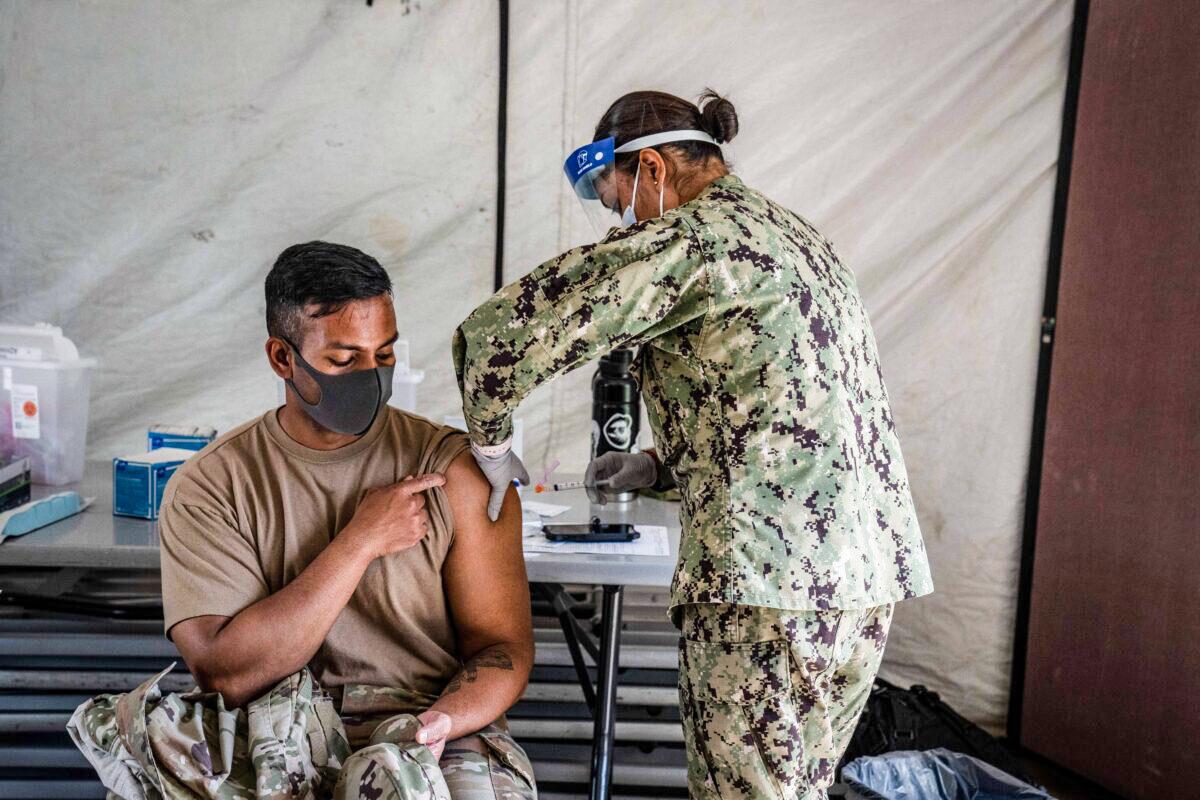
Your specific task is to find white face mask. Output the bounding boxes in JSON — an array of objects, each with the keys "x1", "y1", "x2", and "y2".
[{"x1": 619, "y1": 160, "x2": 664, "y2": 228}]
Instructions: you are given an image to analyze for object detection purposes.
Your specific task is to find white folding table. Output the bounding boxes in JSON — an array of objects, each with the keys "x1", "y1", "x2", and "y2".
[{"x1": 521, "y1": 488, "x2": 680, "y2": 800}]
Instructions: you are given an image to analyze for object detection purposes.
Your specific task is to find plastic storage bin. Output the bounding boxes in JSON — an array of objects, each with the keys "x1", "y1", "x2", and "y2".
[
  {"x1": 0, "y1": 324, "x2": 97, "y2": 485},
  {"x1": 389, "y1": 367, "x2": 425, "y2": 414}
]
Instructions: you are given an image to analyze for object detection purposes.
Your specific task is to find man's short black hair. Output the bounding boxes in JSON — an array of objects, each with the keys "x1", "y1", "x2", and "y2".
[{"x1": 265, "y1": 241, "x2": 393, "y2": 345}]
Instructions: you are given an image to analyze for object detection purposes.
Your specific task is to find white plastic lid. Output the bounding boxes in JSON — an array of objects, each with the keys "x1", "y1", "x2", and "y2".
[
  {"x1": 115, "y1": 448, "x2": 197, "y2": 465},
  {"x1": 0, "y1": 322, "x2": 96, "y2": 367}
]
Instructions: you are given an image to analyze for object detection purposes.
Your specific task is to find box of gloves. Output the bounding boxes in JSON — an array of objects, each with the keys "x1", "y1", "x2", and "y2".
[
  {"x1": 112, "y1": 448, "x2": 195, "y2": 519},
  {"x1": 0, "y1": 456, "x2": 32, "y2": 513}
]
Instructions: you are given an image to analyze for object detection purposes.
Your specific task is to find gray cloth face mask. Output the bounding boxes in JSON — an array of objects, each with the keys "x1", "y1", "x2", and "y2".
[{"x1": 283, "y1": 338, "x2": 394, "y2": 436}]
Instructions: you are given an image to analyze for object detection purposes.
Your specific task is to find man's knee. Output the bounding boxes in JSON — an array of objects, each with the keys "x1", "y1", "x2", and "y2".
[
  {"x1": 441, "y1": 731, "x2": 536, "y2": 800},
  {"x1": 335, "y1": 742, "x2": 451, "y2": 800}
]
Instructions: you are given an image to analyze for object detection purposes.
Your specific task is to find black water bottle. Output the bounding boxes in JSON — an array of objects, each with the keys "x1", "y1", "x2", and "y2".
[{"x1": 591, "y1": 348, "x2": 640, "y2": 502}]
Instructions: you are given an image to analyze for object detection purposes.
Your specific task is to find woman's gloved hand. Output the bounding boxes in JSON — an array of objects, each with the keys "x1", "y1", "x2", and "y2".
[
  {"x1": 585, "y1": 451, "x2": 658, "y2": 504},
  {"x1": 470, "y1": 441, "x2": 530, "y2": 521}
]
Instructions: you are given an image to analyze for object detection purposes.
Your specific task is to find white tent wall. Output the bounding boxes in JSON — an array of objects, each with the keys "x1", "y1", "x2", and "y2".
[
  {"x1": 0, "y1": 0, "x2": 499, "y2": 456},
  {"x1": 504, "y1": 0, "x2": 1073, "y2": 732},
  {"x1": 0, "y1": 0, "x2": 1073, "y2": 734}
]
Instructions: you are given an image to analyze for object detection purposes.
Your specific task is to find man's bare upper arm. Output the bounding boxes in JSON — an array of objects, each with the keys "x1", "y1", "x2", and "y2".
[
  {"x1": 168, "y1": 615, "x2": 230, "y2": 685},
  {"x1": 441, "y1": 450, "x2": 532, "y2": 660}
]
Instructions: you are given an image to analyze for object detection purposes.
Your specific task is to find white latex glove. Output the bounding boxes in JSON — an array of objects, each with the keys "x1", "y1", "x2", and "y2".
[
  {"x1": 470, "y1": 440, "x2": 530, "y2": 521},
  {"x1": 584, "y1": 451, "x2": 658, "y2": 504}
]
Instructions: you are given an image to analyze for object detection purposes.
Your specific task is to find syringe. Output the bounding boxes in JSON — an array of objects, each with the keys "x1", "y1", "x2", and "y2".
[{"x1": 534, "y1": 478, "x2": 610, "y2": 494}]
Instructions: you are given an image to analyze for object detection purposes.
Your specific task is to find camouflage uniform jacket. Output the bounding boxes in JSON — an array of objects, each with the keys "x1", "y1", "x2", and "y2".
[{"x1": 453, "y1": 175, "x2": 934, "y2": 612}]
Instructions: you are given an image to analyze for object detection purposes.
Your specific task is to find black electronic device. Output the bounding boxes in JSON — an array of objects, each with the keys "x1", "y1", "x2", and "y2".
[{"x1": 544, "y1": 518, "x2": 640, "y2": 543}]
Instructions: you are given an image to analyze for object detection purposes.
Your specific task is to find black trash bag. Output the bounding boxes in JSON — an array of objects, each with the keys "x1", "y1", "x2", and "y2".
[{"x1": 842, "y1": 748, "x2": 1054, "y2": 800}]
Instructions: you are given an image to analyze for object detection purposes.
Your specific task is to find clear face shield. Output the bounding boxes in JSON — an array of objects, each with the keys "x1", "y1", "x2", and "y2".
[
  {"x1": 563, "y1": 130, "x2": 720, "y2": 238},
  {"x1": 564, "y1": 136, "x2": 622, "y2": 237}
]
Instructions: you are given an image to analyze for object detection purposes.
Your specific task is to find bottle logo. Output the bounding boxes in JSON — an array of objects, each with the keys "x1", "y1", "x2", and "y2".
[{"x1": 603, "y1": 412, "x2": 633, "y2": 450}]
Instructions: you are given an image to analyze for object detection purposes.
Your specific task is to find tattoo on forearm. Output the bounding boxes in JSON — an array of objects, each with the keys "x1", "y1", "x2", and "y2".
[{"x1": 442, "y1": 649, "x2": 514, "y2": 696}]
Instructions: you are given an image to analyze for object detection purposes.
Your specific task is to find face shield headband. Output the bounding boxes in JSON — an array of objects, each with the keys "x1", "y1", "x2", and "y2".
[{"x1": 564, "y1": 129, "x2": 719, "y2": 235}]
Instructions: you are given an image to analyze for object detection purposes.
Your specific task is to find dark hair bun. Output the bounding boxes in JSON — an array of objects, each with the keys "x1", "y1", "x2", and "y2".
[{"x1": 698, "y1": 89, "x2": 738, "y2": 144}]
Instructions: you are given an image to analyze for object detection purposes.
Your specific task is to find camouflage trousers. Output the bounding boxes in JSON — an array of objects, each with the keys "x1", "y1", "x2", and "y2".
[
  {"x1": 67, "y1": 664, "x2": 537, "y2": 800},
  {"x1": 678, "y1": 602, "x2": 894, "y2": 800}
]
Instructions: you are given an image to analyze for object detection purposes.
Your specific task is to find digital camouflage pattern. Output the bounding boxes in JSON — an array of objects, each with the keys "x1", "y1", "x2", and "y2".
[
  {"x1": 678, "y1": 602, "x2": 894, "y2": 799},
  {"x1": 67, "y1": 665, "x2": 536, "y2": 800},
  {"x1": 453, "y1": 174, "x2": 934, "y2": 613}
]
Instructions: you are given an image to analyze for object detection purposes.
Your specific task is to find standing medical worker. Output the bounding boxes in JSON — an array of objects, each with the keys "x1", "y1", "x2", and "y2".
[{"x1": 453, "y1": 90, "x2": 933, "y2": 799}]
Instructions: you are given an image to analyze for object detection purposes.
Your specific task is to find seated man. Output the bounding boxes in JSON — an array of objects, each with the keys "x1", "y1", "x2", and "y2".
[{"x1": 69, "y1": 242, "x2": 536, "y2": 800}]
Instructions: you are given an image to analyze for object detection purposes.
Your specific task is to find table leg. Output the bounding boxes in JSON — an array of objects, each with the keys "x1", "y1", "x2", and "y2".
[
  {"x1": 589, "y1": 584, "x2": 623, "y2": 800},
  {"x1": 535, "y1": 583, "x2": 597, "y2": 712}
]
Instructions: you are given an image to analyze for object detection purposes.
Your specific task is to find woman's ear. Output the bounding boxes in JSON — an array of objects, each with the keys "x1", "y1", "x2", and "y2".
[{"x1": 640, "y1": 149, "x2": 667, "y2": 187}]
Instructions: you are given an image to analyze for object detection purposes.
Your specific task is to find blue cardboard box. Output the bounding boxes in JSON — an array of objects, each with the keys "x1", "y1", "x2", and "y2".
[
  {"x1": 147, "y1": 424, "x2": 217, "y2": 452},
  {"x1": 112, "y1": 448, "x2": 195, "y2": 519}
]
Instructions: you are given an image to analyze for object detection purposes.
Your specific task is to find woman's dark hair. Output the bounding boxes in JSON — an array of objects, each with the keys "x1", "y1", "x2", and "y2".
[
  {"x1": 594, "y1": 89, "x2": 738, "y2": 172},
  {"x1": 265, "y1": 241, "x2": 393, "y2": 345}
]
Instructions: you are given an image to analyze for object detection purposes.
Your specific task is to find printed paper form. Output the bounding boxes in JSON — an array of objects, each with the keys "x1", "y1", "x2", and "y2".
[{"x1": 521, "y1": 501, "x2": 571, "y2": 518}]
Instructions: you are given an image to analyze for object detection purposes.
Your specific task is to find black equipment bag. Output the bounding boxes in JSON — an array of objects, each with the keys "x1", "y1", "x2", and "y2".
[{"x1": 839, "y1": 678, "x2": 1032, "y2": 785}]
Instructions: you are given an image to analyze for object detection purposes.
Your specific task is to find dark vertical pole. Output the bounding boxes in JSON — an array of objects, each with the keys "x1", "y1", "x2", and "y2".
[
  {"x1": 494, "y1": 0, "x2": 509, "y2": 293},
  {"x1": 589, "y1": 585, "x2": 623, "y2": 800},
  {"x1": 1007, "y1": 0, "x2": 1090, "y2": 745}
]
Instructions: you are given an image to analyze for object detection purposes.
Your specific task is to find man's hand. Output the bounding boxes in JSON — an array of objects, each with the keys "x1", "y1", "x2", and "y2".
[
  {"x1": 415, "y1": 709, "x2": 453, "y2": 761},
  {"x1": 344, "y1": 474, "x2": 447, "y2": 558},
  {"x1": 585, "y1": 451, "x2": 658, "y2": 504},
  {"x1": 470, "y1": 441, "x2": 529, "y2": 521}
]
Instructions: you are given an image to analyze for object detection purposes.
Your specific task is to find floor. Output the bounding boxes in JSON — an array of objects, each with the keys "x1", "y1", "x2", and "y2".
[{"x1": 1016, "y1": 749, "x2": 1127, "y2": 800}]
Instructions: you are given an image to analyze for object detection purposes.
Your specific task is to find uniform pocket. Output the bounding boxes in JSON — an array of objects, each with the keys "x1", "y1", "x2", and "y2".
[
  {"x1": 477, "y1": 730, "x2": 537, "y2": 798},
  {"x1": 686, "y1": 638, "x2": 791, "y2": 704},
  {"x1": 682, "y1": 638, "x2": 798, "y2": 799},
  {"x1": 307, "y1": 694, "x2": 351, "y2": 772}
]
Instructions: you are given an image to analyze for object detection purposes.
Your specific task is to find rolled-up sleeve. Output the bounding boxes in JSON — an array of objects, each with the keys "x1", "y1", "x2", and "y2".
[{"x1": 452, "y1": 216, "x2": 710, "y2": 447}]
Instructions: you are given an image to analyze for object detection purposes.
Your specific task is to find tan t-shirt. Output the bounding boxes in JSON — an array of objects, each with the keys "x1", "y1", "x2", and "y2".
[{"x1": 159, "y1": 406, "x2": 470, "y2": 696}]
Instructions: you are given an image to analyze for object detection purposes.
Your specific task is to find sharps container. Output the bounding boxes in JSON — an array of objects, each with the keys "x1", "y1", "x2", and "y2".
[
  {"x1": 387, "y1": 340, "x2": 426, "y2": 414},
  {"x1": 0, "y1": 323, "x2": 98, "y2": 485}
]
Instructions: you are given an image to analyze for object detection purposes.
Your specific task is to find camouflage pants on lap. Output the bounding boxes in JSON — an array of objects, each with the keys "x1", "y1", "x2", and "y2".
[
  {"x1": 67, "y1": 665, "x2": 536, "y2": 800},
  {"x1": 334, "y1": 687, "x2": 535, "y2": 800},
  {"x1": 678, "y1": 602, "x2": 894, "y2": 800},
  {"x1": 336, "y1": 715, "x2": 531, "y2": 800}
]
